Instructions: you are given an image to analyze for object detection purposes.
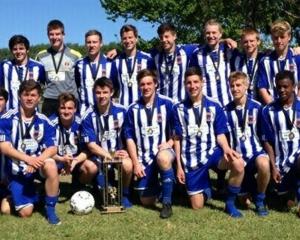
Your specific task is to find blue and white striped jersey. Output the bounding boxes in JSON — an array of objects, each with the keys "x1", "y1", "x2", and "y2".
[
  {"x1": 81, "y1": 102, "x2": 126, "y2": 158},
  {"x1": 49, "y1": 114, "x2": 83, "y2": 157},
  {"x1": 257, "y1": 48, "x2": 300, "y2": 100},
  {"x1": 225, "y1": 97, "x2": 264, "y2": 163},
  {"x1": 123, "y1": 94, "x2": 173, "y2": 166},
  {"x1": 152, "y1": 44, "x2": 196, "y2": 103},
  {"x1": 261, "y1": 98, "x2": 300, "y2": 174},
  {"x1": 0, "y1": 59, "x2": 46, "y2": 110},
  {"x1": 189, "y1": 42, "x2": 234, "y2": 106},
  {"x1": 112, "y1": 50, "x2": 155, "y2": 107},
  {"x1": 231, "y1": 51, "x2": 265, "y2": 100},
  {"x1": 75, "y1": 54, "x2": 115, "y2": 114},
  {"x1": 0, "y1": 109, "x2": 56, "y2": 177},
  {"x1": 173, "y1": 95, "x2": 228, "y2": 171}
]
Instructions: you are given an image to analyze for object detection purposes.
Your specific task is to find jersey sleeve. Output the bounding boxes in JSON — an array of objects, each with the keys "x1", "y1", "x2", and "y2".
[
  {"x1": 42, "y1": 120, "x2": 56, "y2": 148},
  {"x1": 172, "y1": 104, "x2": 183, "y2": 138},
  {"x1": 0, "y1": 61, "x2": 4, "y2": 87},
  {"x1": 38, "y1": 64, "x2": 46, "y2": 85},
  {"x1": 214, "y1": 104, "x2": 229, "y2": 135},
  {"x1": 123, "y1": 107, "x2": 136, "y2": 141},
  {"x1": 257, "y1": 59, "x2": 269, "y2": 89},
  {"x1": 260, "y1": 106, "x2": 274, "y2": 143},
  {"x1": 0, "y1": 117, "x2": 12, "y2": 142},
  {"x1": 81, "y1": 113, "x2": 97, "y2": 143}
]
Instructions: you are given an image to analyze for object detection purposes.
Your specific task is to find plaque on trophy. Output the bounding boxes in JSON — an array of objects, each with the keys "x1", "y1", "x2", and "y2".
[{"x1": 101, "y1": 153, "x2": 125, "y2": 213}]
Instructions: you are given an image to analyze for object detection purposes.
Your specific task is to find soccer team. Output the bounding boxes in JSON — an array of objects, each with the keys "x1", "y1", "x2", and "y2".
[{"x1": 0, "y1": 18, "x2": 299, "y2": 225}]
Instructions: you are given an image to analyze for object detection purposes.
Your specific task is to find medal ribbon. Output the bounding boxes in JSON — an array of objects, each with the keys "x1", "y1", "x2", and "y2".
[
  {"x1": 51, "y1": 46, "x2": 65, "y2": 74},
  {"x1": 209, "y1": 48, "x2": 221, "y2": 80},
  {"x1": 144, "y1": 95, "x2": 157, "y2": 126},
  {"x1": 125, "y1": 53, "x2": 137, "y2": 80},
  {"x1": 88, "y1": 55, "x2": 102, "y2": 80},
  {"x1": 192, "y1": 98, "x2": 205, "y2": 129},
  {"x1": 282, "y1": 99, "x2": 296, "y2": 131},
  {"x1": 234, "y1": 98, "x2": 248, "y2": 134}
]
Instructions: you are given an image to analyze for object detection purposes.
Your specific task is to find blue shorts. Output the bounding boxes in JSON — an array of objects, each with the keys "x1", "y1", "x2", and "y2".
[
  {"x1": 185, "y1": 147, "x2": 223, "y2": 195},
  {"x1": 240, "y1": 151, "x2": 268, "y2": 195},
  {"x1": 8, "y1": 178, "x2": 39, "y2": 211}
]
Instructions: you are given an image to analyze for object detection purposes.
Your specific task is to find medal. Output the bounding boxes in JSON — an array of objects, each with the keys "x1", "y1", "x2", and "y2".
[
  {"x1": 147, "y1": 128, "x2": 153, "y2": 135},
  {"x1": 289, "y1": 132, "x2": 295, "y2": 140},
  {"x1": 215, "y1": 73, "x2": 220, "y2": 81},
  {"x1": 21, "y1": 142, "x2": 26, "y2": 151},
  {"x1": 240, "y1": 135, "x2": 246, "y2": 142},
  {"x1": 54, "y1": 75, "x2": 59, "y2": 81},
  {"x1": 101, "y1": 136, "x2": 107, "y2": 142},
  {"x1": 128, "y1": 81, "x2": 133, "y2": 87},
  {"x1": 197, "y1": 130, "x2": 202, "y2": 137}
]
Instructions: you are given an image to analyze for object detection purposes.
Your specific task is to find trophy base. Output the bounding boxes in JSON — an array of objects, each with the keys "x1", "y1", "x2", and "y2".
[{"x1": 101, "y1": 205, "x2": 125, "y2": 214}]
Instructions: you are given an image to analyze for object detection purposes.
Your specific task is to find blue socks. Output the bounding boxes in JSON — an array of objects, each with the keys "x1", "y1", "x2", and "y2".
[
  {"x1": 45, "y1": 195, "x2": 60, "y2": 225},
  {"x1": 225, "y1": 185, "x2": 242, "y2": 218},
  {"x1": 160, "y1": 169, "x2": 174, "y2": 204},
  {"x1": 255, "y1": 192, "x2": 268, "y2": 216},
  {"x1": 122, "y1": 187, "x2": 132, "y2": 208},
  {"x1": 96, "y1": 172, "x2": 105, "y2": 189}
]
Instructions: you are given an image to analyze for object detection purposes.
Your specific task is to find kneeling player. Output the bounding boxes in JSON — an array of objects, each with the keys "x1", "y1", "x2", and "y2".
[
  {"x1": 124, "y1": 69, "x2": 175, "y2": 219},
  {"x1": 225, "y1": 71, "x2": 270, "y2": 216},
  {"x1": 173, "y1": 67, "x2": 244, "y2": 217},
  {"x1": 81, "y1": 77, "x2": 133, "y2": 208},
  {"x1": 0, "y1": 80, "x2": 60, "y2": 225}
]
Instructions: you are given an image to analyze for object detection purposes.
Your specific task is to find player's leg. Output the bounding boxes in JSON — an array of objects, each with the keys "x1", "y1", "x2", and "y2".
[
  {"x1": 218, "y1": 151, "x2": 244, "y2": 217},
  {"x1": 121, "y1": 157, "x2": 133, "y2": 208},
  {"x1": 42, "y1": 158, "x2": 60, "y2": 225},
  {"x1": 77, "y1": 159, "x2": 98, "y2": 184},
  {"x1": 156, "y1": 149, "x2": 175, "y2": 218},
  {"x1": 255, "y1": 154, "x2": 270, "y2": 216},
  {"x1": 294, "y1": 155, "x2": 300, "y2": 217}
]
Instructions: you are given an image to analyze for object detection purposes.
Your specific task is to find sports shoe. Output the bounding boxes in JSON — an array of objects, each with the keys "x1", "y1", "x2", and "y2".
[
  {"x1": 225, "y1": 204, "x2": 243, "y2": 218},
  {"x1": 160, "y1": 203, "x2": 172, "y2": 219},
  {"x1": 122, "y1": 196, "x2": 133, "y2": 209},
  {"x1": 255, "y1": 205, "x2": 269, "y2": 217},
  {"x1": 46, "y1": 210, "x2": 61, "y2": 225}
]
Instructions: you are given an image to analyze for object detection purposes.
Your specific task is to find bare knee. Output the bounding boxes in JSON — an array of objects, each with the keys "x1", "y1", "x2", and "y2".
[
  {"x1": 122, "y1": 158, "x2": 133, "y2": 174},
  {"x1": 156, "y1": 150, "x2": 173, "y2": 170},
  {"x1": 190, "y1": 194, "x2": 205, "y2": 210},
  {"x1": 82, "y1": 160, "x2": 98, "y2": 175},
  {"x1": 1, "y1": 197, "x2": 12, "y2": 215},
  {"x1": 256, "y1": 156, "x2": 270, "y2": 173},
  {"x1": 18, "y1": 205, "x2": 33, "y2": 218},
  {"x1": 42, "y1": 159, "x2": 59, "y2": 178}
]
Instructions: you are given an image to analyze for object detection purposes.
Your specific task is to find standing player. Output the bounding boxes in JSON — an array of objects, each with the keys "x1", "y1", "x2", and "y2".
[
  {"x1": 173, "y1": 67, "x2": 244, "y2": 217},
  {"x1": 257, "y1": 20, "x2": 300, "y2": 104},
  {"x1": 0, "y1": 35, "x2": 45, "y2": 110},
  {"x1": 262, "y1": 70, "x2": 300, "y2": 217},
  {"x1": 81, "y1": 77, "x2": 133, "y2": 208},
  {"x1": 36, "y1": 19, "x2": 81, "y2": 116},
  {"x1": 124, "y1": 69, "x2": 175, "y2": 218},
  {"x1": 112, "y1": 25, "x2": 155, "y2": 107},
  {"x1": 231, "y1": 28, "x2": 264, "y2": 100},
  {"x1": 0, "y1": 80, "x2": 60, "y2": 225},
  {"x1": 50, "y1": 93, "x2": 96, "y2": 185},
  {"x1": 152, "y1": 23, "x2": 197, "y2": 103},
  {"x1": 75, "y1": 30, "x2": 115, "y2": 115},
  {"x1": 225, "y1": 71, "x2": 270, "y2": 216}
]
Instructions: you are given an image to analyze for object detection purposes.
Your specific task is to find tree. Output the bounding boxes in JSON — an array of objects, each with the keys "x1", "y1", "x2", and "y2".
[{"x1": 100, "y1": 0, "x2": 300, "y2": 44}]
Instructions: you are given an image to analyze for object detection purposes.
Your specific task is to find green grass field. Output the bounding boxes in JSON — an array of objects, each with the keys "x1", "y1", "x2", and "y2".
[{"x1": 1, "y1": 176, "x2": 300, "y2": 240}]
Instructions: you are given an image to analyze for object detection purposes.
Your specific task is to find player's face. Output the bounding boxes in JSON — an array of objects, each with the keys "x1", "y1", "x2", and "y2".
[
  {"x1": 241, "y1": 34, "x2": 260, "y2": 56},
  {"x1": 94, "y1": 86, "x2": 113, "y2": 109},
  {"x1": 230, "y1": 79, "x2": 248, "y2": 100},
  {"x1": 0, "y1": 96, "x2": 6, "y2": 114},
  {"x1": 272, "y1": 32, "x2": 291, "y2": 53},
  {"x1": 11, "y1": 43, "x2": 29, "y2": 65},
  {"x1": 139, "y1": 76, "x2": 157, "y2": 100},
  {"x1": 276, "y1": 78, "x2": 295, "y2": 103},
  {"x1": 185, "y1": 74, "x2": 203, "y2": 101},
  {"x1": 86, "y1": 34, "x2": 102, "y2": 58},
  {"x1": 205, "y1": 24, "x2": 222, "y2": 48},
  {"x1": 59, "y1": 100, "x2": 76, "y2": 122},
  {"x1": 19, "y1": 89, "x2": 41, "y2": 111},
  {"x1": 159, "y1": 31, "x2": 177, "y2": 53},
  {"x1": 48, "y1": 28, "x2": 64, "y2": 50},
  {"x1": 121, "y1": 31, "x2": 138, "y2": 52}
]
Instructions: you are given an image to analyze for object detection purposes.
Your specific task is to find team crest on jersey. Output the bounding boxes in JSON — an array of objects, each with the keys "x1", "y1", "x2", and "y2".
[
  {"x1": 114, "y1": 120, "x2": 119, "y2": 129},
  {"x1": 65, "y1": 61, "x2": 70, "y2": 67},
  {"x1": 28, "y1": 71, "x2": 34, "y2": 80},
  {"x1": 248, "y1": 115, "x2": 254, "y2": 124},
  {"x1": 33, "y1": 129, "x2": 40, "y2": 140},
  {"x1": 102, "y1": 68, "x2": 106, "y2": 77},
  {"x1": 289, "y1": 63, "x2": 295, "y2": 72},
  {"x1": 296, "y1": 118, "x2": 300, "y2": 128},
  {"x1": 206, "y1": 112, "x2": 212, "y2": 122},
  {"x1": 177, "y1": 55, "x2": 182, "y2": 65},
  {"x1": 74, "y1": 134, "x2": 79, "y2": 145},
  {"x1": 137, "y1": 63, "x2": 142, "y2": 72},
  {"x1": 157, "y1": 113, "x2": 162, "y2": 123}
]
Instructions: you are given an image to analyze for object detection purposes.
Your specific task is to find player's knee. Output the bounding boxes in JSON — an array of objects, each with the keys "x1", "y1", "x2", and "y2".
[
  {"x1": 1, "y1": 198, "x2": 11, "y2": 215},
  {"x1": 43, "y1": 159, "x2": 59, "y2": 178},
  {"x1": 83, "y1": 160, "x2": 98, "y2": 175},
  {"x1": 231, "y1": 158, "x2": 244, "y2": 176},
  {"x1": 156, "y1": 151, "x2": 172, "y2": 170},
  {"x1": 256, "y1": 156, "x2": 270, "y2": 173},
  {"x1": 122, "y1": 158, "x2": 133, "y2": 174},
  {"x1": 190, "y1": 199, "x2": 204, "y2": 210},
  {"x1": 18, "y1": 206, "x2": 33, "y2": 218}
]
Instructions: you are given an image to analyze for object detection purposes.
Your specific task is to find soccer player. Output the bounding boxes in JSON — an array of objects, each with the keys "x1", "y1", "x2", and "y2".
[
  {"x1": 50, "y1": 93, "x2": 96, "y2": 185},
  {"x1": 257, "y1": 20, "x2": 300, "y2": 104},
  {"x1": 225, "y1": 71, "x2": 270, "y2": 216},
  {"x1": 0, "y1": 80, "x2": 60, "y2": 225},
  {"x1": 112, "y1": 24, "x2": 155, "y2": 107},
  {"x1": 261, "y1": 70, "x2": 300, "y2": 217},
  {"x1": 81, "y1": 77, "x2": 133, "y2": 208},
  {"x1": 36, "y1": 19, "x2": 81, "y2": 116},
  {"x1": 152, "y1": 23, "x2": 197, "y2": 103},
  {"x1": 173, "y1": 67, "x2": 244, "y2": 217},
  {"x1": 0, "y1": 88, "x2": 8, "y2": 115},
  {"x1": 0, "y1": 35, "x2": 45, "y2": 110},
  {"x1": 189, "y1": 19, "x2": 235, "y2": 107},
  {"x1": 231, "y1": 28, "x2": 264, "y2": 100},
  {"x1": 75, "y1": 29, "x2": 115, "y2": 115},
  {"x1": 124, "y1": 69, "x2": 175, "y2": 219}
]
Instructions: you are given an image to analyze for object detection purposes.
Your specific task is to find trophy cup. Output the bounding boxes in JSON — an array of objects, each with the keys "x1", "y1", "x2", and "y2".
[{"x1": 101, "y1": 151, "x2": 125, "y2": 213}]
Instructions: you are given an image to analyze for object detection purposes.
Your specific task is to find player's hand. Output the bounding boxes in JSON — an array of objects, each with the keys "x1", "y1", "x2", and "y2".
[
  {"x1": 271, "y1": 167, "x2": 281, "y2": 183},
  {"x1": 223, "y1": 148, "x2": 241, "y2": 162},
  {"x1": 223, "y1": 38, "x2": 237, "y2": 49},
  {"x1": 115, "y1": 150, "x2": 129, "y2": 159},
  {"x1": 292, "y1": 46, "x2": 300, "y2": 56},
  {"x1": 106, "y1": 49, "x2": 118, "y2": 59},
  {"x1": 25, "y1": 165, "x2": 36, "y2": 174},
  {"x1": 28, "y1": 156, "x2": 44, "y2": 169},
  {"x1": 176, "y1": 167, "x2": 185, "y2": 184},
  {"x1": 134, "y1": 163, "x2": 146, "y2": 179},
  {"x1": 158, "y1": 142, "x2": 171, "y2": 151},
  {"x1": 70, "y1": 158, "x2": 79, "y2": 172}
]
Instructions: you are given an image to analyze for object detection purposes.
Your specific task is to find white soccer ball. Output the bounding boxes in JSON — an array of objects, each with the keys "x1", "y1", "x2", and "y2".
[{"x1": 70, "y1": 191, "x2": 95, "y2": 215}]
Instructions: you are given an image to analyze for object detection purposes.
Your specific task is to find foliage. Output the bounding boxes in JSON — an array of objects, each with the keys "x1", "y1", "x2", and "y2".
[{"x1": 100, "y1": 0, "x2": 300, "y2": 44}]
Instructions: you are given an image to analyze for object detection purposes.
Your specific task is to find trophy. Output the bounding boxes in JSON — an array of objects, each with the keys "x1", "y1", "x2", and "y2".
[{"x1": 101, "y1": 151, "x2": 125, "y2": 213}]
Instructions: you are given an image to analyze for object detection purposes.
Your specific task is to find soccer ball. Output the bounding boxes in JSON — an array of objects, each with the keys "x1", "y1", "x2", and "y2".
[{"x1": 70, "y1": 191, "x2": 95, "y2": 215}]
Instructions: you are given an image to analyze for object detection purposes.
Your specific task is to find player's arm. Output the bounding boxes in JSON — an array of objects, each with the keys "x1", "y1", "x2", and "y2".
[
  {"x1": 217, "y1": 134, "x2": 240, "y2": 162},
  {"x1": 87, "y1": 142, "x2": 112, "y2": 160},
  {"x1": 259, "y1": 88, "x2": 273, "y2": 105},
  {"x1": 174, "y1": 135, "x2": 185, "y2": 184},
  {"x1": 126, "y1": 138, "x2": 145, "y2": 178},
  {"x1": 158, "y1": 138, "x2": 174, "y2": 151},
  {"x1": 263, "y1": 141, "x2": 280, "y2": 183}
]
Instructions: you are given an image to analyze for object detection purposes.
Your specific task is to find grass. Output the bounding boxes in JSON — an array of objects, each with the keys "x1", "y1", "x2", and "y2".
[{"x1": 1, "y1": 176, "x2": 300, "y2": 240}]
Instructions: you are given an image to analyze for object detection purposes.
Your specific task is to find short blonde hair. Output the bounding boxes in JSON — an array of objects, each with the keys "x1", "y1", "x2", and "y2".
[
  {"x1": 229, "y1": 71, "x2": 249, "y2": 86},
  {"x1": 241, "y1": 28, "x2": 260, "y2": 41},
  {"x1": 271, "y1": 20, "x2": 291, "y2": 36},
  {"x1": 204, "y1": 19, "x2": 223, "y2": 34}
]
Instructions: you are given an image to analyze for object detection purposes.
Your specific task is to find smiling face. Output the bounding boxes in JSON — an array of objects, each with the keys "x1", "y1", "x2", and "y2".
[
  {"x1": 276, "y1": 77, "x2": 295, "y2": 104},
  {"x1": 11, "y1": 43, "x2": 29, "y2": 65},
  {"x1": 19, "y1": 89, "x2": 40, "y2": 112},
  {"x1": 185, "y1": 74, "x2": 203, "y2": 103},
  {"x1": 94, "y1": 85, "x2": 113, "y2": 110},
  {"x1": 159, "y1": 30, "x2": 177, "y2": 53},
  {"x1": 139, "y1": 76, "x2": 157, "y2": 103},
  {"x1": 121, "y1": 30, "x2": 138, "y2": 54},
  {"x1": 230, "y1": 78, "x2": 248, "y2": 101},
  {"x1": 241, "y1": 33, "x2": 260, "y2": 57},
  {"x1": 205, "y1": 24, "x2": 222, "y2": 49},
  {"x1": 59, "y1": 100, "x2": 76, "y2": 123},
  {"x1": 48, "y1": 27, "x2": 64, "y2": 51},
  {"x1": 272, "y1": 32, "x2": 291, "y2": 54},
  {"x1": 85, "y1": 34, "x2": 102, "y2": 59}
]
